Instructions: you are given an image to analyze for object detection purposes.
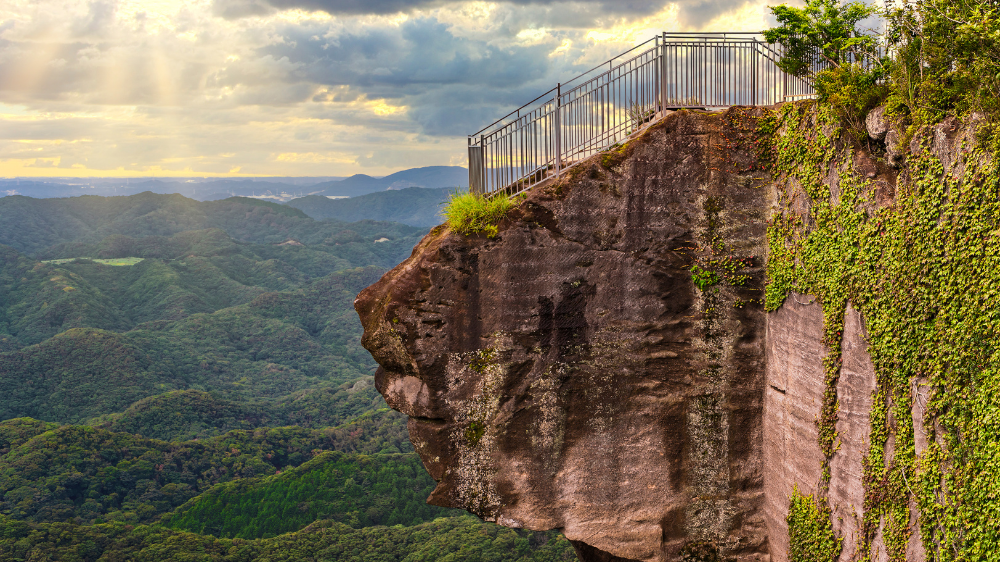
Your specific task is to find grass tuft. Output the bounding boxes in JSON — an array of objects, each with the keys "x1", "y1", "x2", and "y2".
[{"x1": 443, "y1": 190, "x2": 519, "y2": 238}]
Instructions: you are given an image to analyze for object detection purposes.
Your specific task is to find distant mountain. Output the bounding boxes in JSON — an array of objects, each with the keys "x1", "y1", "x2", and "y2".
[
  {"x1": 0, "y1": 166, "x2": 466, "y2": 201},
  {"x1": 0, "y1": 181, "x2": 88, "y2": 199},
  {"x1": 131, "y1": 179, "x2": 314, "y2": 201},
  {"x1": 287, "y1": 187, "x2": 452, "y2": 227},
  {"x1": 310, "y1": 174, "x2": 384, "y2": 197},
  {"x1": 313, "y1": 166, "x2": 466, "y2": 197},
  {"x1": 0, "y1": 179, "x2": 333, "y2": 201}
]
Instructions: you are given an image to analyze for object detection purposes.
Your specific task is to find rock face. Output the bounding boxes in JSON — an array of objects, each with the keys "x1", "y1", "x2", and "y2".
[
  {"x1": 762, "y1": 300, "x2": 880, "y2": 562},
  {"x1": 354, "y1": 108, "x2": 916, "y2": 562},
  {"x1": 762, "y1": 294, "x2": 826, "y2": 561},
  {"x1": 865, "y1": 106, "x2": 890, "y2": 141},
  {"x1": 356, "y1": 110, "x2": 773, "y2": 561}
]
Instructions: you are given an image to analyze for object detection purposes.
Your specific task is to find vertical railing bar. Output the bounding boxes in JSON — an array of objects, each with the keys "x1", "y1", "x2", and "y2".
[
  {"x1": 500, "y1": 127, "x2": 505, "y2": 193},
  {"x1": 555, "y1": 83, "x2": 562, "y2": 176},
  {"x1": 501, "y1": 129, "x2": 505, "y2": 195}
]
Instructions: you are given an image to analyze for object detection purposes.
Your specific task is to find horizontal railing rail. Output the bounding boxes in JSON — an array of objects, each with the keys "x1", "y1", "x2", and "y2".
[{"x1": 468, "y1": 32, "x2": 875, "y2": 197}]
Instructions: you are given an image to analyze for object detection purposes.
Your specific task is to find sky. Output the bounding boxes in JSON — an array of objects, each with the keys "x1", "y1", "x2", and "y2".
[{"x1": 0, "y1": 0, "x2": 778, "y2": 178}]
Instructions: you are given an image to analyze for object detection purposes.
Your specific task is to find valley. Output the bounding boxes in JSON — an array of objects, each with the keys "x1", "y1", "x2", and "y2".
[{"x1": 0, "y1": 192, "x2": 575, "y2": 561}]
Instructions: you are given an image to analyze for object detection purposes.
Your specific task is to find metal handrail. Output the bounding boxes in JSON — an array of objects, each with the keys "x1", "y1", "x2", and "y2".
[
  {"x1": 470, "y1": 36, "x2": 661, "y2": 139},
  {"x1": 466, "y1": 32, "x2": 844, "y2": 197}
]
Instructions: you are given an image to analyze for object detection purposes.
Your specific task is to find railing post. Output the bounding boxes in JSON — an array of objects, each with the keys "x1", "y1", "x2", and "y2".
[
  {"x1": 655, "y1": 34, "x2": 662, "y2": 116},
  {"x1": 783, "y1": 56, "x2": 788, "y2": 102},
  {"x1": 752, "y1": 39, "x2": 758, "y2": 106},
  {"x1": 468, "y1": 137, "x2": 485, "y2": 196},
  {"x1": 554, "y1": 83, "x2": 562, "y2": 177},
  {"x1": 659, "y1": 34, "x2": 668, "y2": 116}
]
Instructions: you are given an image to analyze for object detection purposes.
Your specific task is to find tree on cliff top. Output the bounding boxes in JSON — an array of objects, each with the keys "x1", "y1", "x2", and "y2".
[
  {"x1": 763, "y1": 0, "x2": 879, "y2": 77},
  {"x1": 883, "y1": 0, "x2": 1000, "y2": 139},
  {"x1": 765, "y1": 0, "x2": 887, "y2": 139}
]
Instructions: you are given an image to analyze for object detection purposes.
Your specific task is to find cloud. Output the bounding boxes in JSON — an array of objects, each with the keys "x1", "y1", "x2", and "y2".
[
  {"x1": 255, "y1": 18, "x2": 555, "y2": 90},
  {"x1": 0, "y1": 0, "x2": 769, "y2": 177},
  {"x1": 214, "y1": 0, "x2": 670, "y2": 20}
]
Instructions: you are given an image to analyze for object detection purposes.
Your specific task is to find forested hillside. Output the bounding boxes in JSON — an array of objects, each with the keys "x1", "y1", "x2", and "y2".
[
  {"x1": 0, "y1": 192, "x2": 422, "y2": 258},
  {"x1": 0, "y1": 515, "x2": 576, "y2": 562},
  {"x1": 286, "y1": 187, "x2": 451, "y2": 227},
  {"x1": 0, "y1": 192, "x2": 575, "y2": 561}
]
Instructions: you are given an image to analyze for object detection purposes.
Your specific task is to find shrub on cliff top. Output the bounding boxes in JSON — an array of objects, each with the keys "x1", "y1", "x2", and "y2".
[{"x1": 443, "y1": 190, "x2": 519, "y2": 238}]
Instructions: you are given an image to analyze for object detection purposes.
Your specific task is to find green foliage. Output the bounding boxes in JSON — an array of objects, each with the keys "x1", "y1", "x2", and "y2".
[
  {"x1": 787, "y1": 486, "x2": 841, "y2": 562},
  {"x1": 766, "y1": 102, "x2": 1000, "y2": 561},
  {"x1": 0, "y1": 418, "x2": 59, "y2": 454},
  {"x1": 93, "y1": 379, "x2": 388, "y2": 441},
  {"x1": 690, "y1": 264, "x2": 719, "y2": 290},
  {"x1": 883, "y1": 0, "x2": 1000, "y2": 147},
  {"x1": 0, "y1": 514, "x2": 577, "y2": 562},
  {"x1": 0, "y1": 222, "x2": 408, "y2": 350},
  {"x1": 0, "y1": 412, "x2": 410, "y2": 525},
  {"x1": 464, "y1": 422, "x2": 485, "y2": 445},
  {"x1": 814, "y1": 63, "x2": 889, "y2": 140},
  {"x1": 443, "y1": 191, "x2": 519, "y2": 238},
  {"x1": 0, "y1": 264, "x2": 384, "y2": 424},
  {"x1": 764, "y1": 0, "x2": 879, "y2": 77},
  {"x1": 600, "y1": 141, "x2": 633, "y2": 169},
  {"x1": 467, "y1": 347, "x2": 495, "y2": 374},
  {"x1": 765, "y1": 0, "x2": 887, "y2": 139},
  {"x1": 163, "y1": 451, "x2": 462, "y2": 538}
]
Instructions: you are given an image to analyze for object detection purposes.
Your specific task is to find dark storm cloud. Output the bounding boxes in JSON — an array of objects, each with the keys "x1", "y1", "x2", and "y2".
[
  {"x1": 261, "y1": 18, "x2": 553, "y2": 89},
  {"x1": 240, "y1": 17, "x2": 586, "y2": 134},
  {"x1": 214, "y1": 0, "x2": 667, "y2": 20}
]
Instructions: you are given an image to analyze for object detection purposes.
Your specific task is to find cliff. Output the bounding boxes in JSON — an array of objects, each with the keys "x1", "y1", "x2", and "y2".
[{"x1": 355, "y1": 106, "x2": 994, "y2": 561}]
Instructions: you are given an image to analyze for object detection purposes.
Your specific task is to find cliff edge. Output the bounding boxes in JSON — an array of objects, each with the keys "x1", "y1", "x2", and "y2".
[
  {"x1": 355, "y1": 109, "x2": 773, "y2": 561},
  {"x1": 355, "y1": 102, "x2": 983, "y2": 561}
]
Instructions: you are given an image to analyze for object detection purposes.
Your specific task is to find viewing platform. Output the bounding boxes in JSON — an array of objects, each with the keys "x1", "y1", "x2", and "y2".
[{"x1": 468, "y1": 32, "x2": 821, "y2": 197}]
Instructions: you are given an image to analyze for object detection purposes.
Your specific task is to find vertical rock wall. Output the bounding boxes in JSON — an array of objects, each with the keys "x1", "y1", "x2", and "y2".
[
  {"x1": 829, "y1": 305, "x2": 877, "y2": 562},
  {"x1": 762, "y1": 294, "x2": 826, "y2": 561},
  {"x1": 763, "y1": 299, "x2": 879, "y2": 562},
  {"x1": 354, "y1": 107, "x2": 908, "y2": 561},
  {"x1": 356, "y1": 110, "x2": 773, "y2": 561}
]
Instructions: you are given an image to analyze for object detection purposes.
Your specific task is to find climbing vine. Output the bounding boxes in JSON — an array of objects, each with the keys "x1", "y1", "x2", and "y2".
[
  {"x1": 766, "y1": 99, "x2": 1000, "y2": 561},
  {"x1": 787, "y1": 485, "x2": 842, "y2": 562}
]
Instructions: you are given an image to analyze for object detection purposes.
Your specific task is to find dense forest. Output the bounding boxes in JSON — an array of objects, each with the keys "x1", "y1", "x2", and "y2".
[{"x1": 0, "y1": 193, "x2": 576, "y2": 561}]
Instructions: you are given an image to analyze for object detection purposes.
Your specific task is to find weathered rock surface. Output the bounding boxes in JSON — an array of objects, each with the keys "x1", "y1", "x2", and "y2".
[
  {"x1": 356, "y1": 110, "x2": 773, "y2": 561},
  {"x1": 830, "y1": 305, "x2": 877, "y2": 562},
  {"x1": 762, "y1": 294, "x2": 826, "y2": 562},
  {"x1": 885, "y1": 129, "x2": 905, "y2": 168},
  {"x1": 354, "y1": 107, "x2": 926, "y2": 562},
  {"x1": 866, "y1": 106, "x2": 890, "y2": 141}
]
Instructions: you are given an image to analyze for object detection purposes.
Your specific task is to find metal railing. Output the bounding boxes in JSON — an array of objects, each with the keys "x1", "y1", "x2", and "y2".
[{"x1": 467, "y1": 32, "x2": 827, "y2": 197}]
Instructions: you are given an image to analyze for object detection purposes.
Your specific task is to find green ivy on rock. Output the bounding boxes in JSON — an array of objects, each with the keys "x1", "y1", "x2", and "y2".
[
  {"x1": 765, "y1": 100, "x2": 1000, "y2": 561},
  {"x1": 787, "y1": 485, "x2": 841, "y2": 562}
]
